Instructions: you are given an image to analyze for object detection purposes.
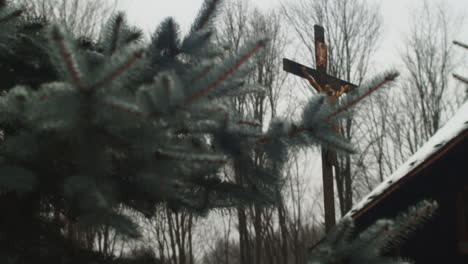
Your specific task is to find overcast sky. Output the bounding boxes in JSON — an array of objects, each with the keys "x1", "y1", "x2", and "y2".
[{"x1": 116, "y1": 0, "x2": 468, "y2": 70}]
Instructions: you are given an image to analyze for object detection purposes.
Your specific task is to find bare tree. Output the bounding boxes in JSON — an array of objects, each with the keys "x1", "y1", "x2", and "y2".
[
  {"x1": 453, "y1": 40, "x2": 468, "y2": 98},
  {"x1": 214, "y1": 1, "x2": 291, "y2": 264},
  {"x1": 352, "y1": 0, "x2": 466, "y2": 197},
  {"x1": 139, "y1": 205, "x2": 197, "y2": 264},
  {"x1": 398, "y1": 1, "x2": 465, "y2": 151},
  {"x1": 13, "y1": 0, "x2": 118, "y2": 38},
  {"x1": 282, "y1": 0, "x2": 383, "y2": 216}
]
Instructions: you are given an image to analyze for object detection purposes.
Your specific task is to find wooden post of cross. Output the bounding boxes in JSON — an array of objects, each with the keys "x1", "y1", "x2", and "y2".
[{"x1": 283, "y1": 25, "x2": 357, "y2": 233}]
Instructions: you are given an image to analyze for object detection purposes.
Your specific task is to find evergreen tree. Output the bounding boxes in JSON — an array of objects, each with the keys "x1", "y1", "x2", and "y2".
[{"x1": 0, "y1": 0, "x2": 433, "y2": 263}]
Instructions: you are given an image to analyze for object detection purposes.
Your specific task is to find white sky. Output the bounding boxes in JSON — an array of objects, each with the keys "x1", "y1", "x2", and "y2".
[
  {"x1": 116, "y1": 1, "x2": 468, "y2": 39},
  {"x1": 116, "y1": 0, "x2": 468, "y2": 70}
]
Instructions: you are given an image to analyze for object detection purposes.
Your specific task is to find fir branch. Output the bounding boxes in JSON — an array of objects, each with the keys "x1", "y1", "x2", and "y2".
[
  {"x1": 392, "y1": 201, "x2": 437, "y2": 238},
  {"x1": 329, "y1": 218, "x2": 353, "y2": 248},
  {"x1": 256, "y1": 134, "x2": 273, "y2": 144},
  {"x1": 361, "y1": 220, "x2": 392, "y2": 248},
  {"x1": 110, "y1": 13, "x2": 125, "y2": 55},
  {"x1": 453, "y1": 73, "x2": 468, "y2": 85},
  {"x1": 326, "y1": 72, "x2": 398, "y2": 121},
  {"x1": 257, "y1": 73, "x2": 395, "y2": 147},
  {"x1": 257, "y1": 121, "x2": 352, "y2": 153},
  {"x1": 191, "y1": 0, "x2": 221, "y2": 33},
  {"x1": 156, "y1": 149, "x2": 227, "y2": 164},
  {"x1": 151, "y1": 17, "x2": 181, "y2": 57},
  {"x1": 181, "y1": 29, "x2": 213, "y2": 55},
  {"x1": 0, "y1": 9, "x2": 22, "y2": 24},
  {"x1": 195, "y1": 106, "x2": 229, "y2": 122},
  {"x1": 288, "y1": 127, "x2": 307, "y2": 137},
  {"x1": 162, "y1": 74, "x2": 171, "y2": 97},
  {"x1": 363, "y1": 201, "x2": 437, "y2": 254},
  {"x1": 191, "y1": 64, "x2": 214, "y2": 83},
  {"x1": 255, "y1": 125, "x2": 305, "y2": 144},
  {"x1": 313, "y1": 133, "x2": 354, "y2": 154},
  {"x1": 102, "y1": 100, "x2": 146, "y2": 118},
  {"x1": 139, "y1": 87, "x2": 158, "y2": 114},
  {"x1": 181, "y1": 39, "x2": 266, "y2": 106},
  {"x1": 453, "y1": 40, "x2": 468, "y2": 50},
  {"x1": 223, "y1": 87, "x2": 266, "y2": 97},
  {"x1": 201, "y1": 106, "x2": 228, "y2": 114},
  {"x1": 51, "y1": 26, "x2": 86, "y2": 90},
  {"x1": 91, "y1": 49, "x2": 144, "y2": 91},
  {"x1": 237, "y1": 121, "x2": 262, "y2": 128},
  {"x1": 125, "y1": 30, "x2": 144, "y2": 44},
  {"x1": 196, "y1": 105, "x2": 262, "y2": 128},
  {"x1": 256, "y1": 125, "x2": 349, "y2": 151}
]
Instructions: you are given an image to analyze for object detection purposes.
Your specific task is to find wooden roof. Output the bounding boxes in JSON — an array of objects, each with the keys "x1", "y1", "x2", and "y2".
[{"x1": 346, "y1": 101, "x2": 468, "y2": 221}]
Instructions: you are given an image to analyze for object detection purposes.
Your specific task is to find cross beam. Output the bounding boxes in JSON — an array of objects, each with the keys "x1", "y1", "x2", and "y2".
[
  {"x1": 283, "y1": 25, "x2": 357, "y2": 233},
  {"x1": 283, "y1": 59, "x2": 357, "y2": 92}
]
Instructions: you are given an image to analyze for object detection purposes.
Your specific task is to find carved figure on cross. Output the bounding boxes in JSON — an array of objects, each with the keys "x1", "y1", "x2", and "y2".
[{"x1": 301, "y1": 66, "x2": 352, "y2": 99}]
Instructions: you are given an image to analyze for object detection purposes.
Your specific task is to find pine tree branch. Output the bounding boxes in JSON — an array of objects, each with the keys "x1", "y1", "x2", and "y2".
[
  {"x1": 393, "y1": 201, "x2": 437, "y2": 237},
  {"x1": 156, "y1": 149, "x2": 227, "y2": 164},
  {"x1": 151, "y1": 17, "x2": 181, "y2": 56},
  {"x1": 256, "y1": 73, "x2": 397, "y2": 148},
  {"x1": 181, "y1": 39, "x2": 266, "y2": 107},
  {"x1": 313, "y1": 133, "x2": 354, "y2": 154},
  {"x1": 191, "y1": 0, "x2": 221, "y2": 32},
  {"x1": 288, "y1": 127, "x2": 307, "y2": 137},
  {"x1": 256, "y1": 124, "x2": 312, "y2": 144},
  {"x1": 362, "y1": 201, "x2": 437, "y2": 253},
  {"x1": 102, "y1": 100, "x2": 146, "y2": 118},
  {"x1": 191, "y1": 64, "x2": 214, "y2": 83},
  {"x1": 326, "y1": 72, "x2": 398, "y2": 121},
  {"x1": 453, "y1": 40, "x2": 468, "y2": 50},
  {"x1": 364, "y1": 221, "x2": 391, "y2": 246},
  {"x1": 453, "y1": 73, "x2": 468, "y2": 85},
  {"x1": 0, "y1": 9, "x2": 22, "y2": 24},
  {"x1": 110, "y1": 13, "x2": 124, "y2": 55},
  {"x1": 91, "y1": 50, "x2": 144, "y2": 91},
  {"x1": 195, "y1": 106, "x2": 262, "y2": 128},
  {"x1": 237, "y1": 121, "x2": 262, "y2": 128},
  {"x1": 329, "y1": 218, "x2": 353, "y2": 248},
  {"x1": 51, "y1": 27, "x2": 86, "y2": 91}
]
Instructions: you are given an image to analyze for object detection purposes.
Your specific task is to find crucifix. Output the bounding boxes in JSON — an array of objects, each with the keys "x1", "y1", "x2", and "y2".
[{"x1": 283, "y1": 25, "x2": 357, "y2": 233}]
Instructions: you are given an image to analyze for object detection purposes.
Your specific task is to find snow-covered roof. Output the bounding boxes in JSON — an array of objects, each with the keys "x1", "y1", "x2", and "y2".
[{"x1": 345, "y1": 101, "x2": 468, "y2": 219}]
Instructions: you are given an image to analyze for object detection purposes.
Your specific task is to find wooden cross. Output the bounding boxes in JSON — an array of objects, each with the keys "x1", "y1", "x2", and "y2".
[{"x1": 283, "y1": 25, "x2": 357, "y2": 233}]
